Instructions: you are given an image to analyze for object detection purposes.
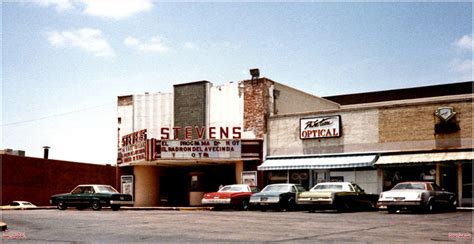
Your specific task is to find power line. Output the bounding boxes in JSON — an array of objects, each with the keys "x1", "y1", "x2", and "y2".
[{"x1": 1, "y1": 102, "x2": 115, "y2": 127}]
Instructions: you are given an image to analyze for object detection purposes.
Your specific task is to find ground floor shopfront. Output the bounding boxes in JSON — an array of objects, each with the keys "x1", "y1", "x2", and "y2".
[
  {"x1": 118, "y1": 139, "x2": 263, "y2": 207},
  {"x1": 258, "y1": 150, "x2": 473, "y2": 206}
]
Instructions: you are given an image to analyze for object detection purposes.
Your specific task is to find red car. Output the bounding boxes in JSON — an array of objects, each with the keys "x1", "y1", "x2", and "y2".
[{"x1": 201, "y1": 184, "x2": 259, "y2": 210}]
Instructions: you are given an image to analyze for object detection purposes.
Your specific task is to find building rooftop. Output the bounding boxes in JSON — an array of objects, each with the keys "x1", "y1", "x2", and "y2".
[{"x1": 324, "y1": 81, "x2": 473, "y2": 105}]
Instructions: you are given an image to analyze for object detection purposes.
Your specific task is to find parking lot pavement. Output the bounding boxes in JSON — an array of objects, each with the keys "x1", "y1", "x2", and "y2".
[{"x1": 1, "y1": 209, "x2": 472, "y2": 242}]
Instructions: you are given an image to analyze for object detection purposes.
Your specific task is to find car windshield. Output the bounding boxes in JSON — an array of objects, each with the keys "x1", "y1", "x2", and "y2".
[
  {"x1": 219, "y1": 186, "x2": 246, "y2": 192},
  {"x1": 392, "y1": 183, "x2": 426, "y2": 190},
  {"x1": 262, "y1": 185, "x2": 291, "y2": 192},
  {"x1": 96, "y1": 185, "x2": 119, "y2": 193},
  {"x1": 311, "y1": 184, "x2": 343, "y2": 191}
]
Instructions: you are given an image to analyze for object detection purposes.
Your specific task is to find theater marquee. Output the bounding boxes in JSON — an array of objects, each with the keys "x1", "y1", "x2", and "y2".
[
  {"x1": 161, "y1": 140, "x2": 241, "y2": 159},
  {"x1": 300, "y1": 115, "x2": 341, "y2": 139}
]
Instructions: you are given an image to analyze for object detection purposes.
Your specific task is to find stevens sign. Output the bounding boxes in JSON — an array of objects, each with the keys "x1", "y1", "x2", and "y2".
[{"x1": 300, "y1": 115, "x2": 341, "y2": 139}]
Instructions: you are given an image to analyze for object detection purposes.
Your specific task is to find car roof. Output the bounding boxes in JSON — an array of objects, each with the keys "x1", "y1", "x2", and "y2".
[
  {"x1": 76, "y1": 184, "x2": 112, "y2": 187},
  {"x1": 316, "y1": 182, "x2": 352, "y2": 185},
  {"x1": 12, "y1": 201, "x2": 33, "y2": 204},
  {"x1": 224, "y1": 184, "x2": 250, "y2": 187},
  {"x1": 397, "y1": 181, "x2": 432, "y2": 184}
]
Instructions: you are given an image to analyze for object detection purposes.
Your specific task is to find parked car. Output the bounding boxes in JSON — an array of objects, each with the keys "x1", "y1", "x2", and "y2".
[
  {"x1": 201, "y1": 184, "x2": 259, "y2": 210},
  {"x1": 1, "y1": 201, "x2": 37, "y2": 210},
  {"x1": 50, "y1": 184, "x2": 134, "y2": 211},
  {"x1": 296, "y1": 182, "x2": 379, "y2": 212},
  {"x1": 377, "y1": 181, "x2": 457, "y2": 213},
  {"x1": 250, "y1": 183, "x2": 306, "y2": 211}
]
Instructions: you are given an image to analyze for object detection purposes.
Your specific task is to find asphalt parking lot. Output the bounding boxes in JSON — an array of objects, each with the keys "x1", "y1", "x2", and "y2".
[{"x1": 1, "y1": 209, "x2": 472, "y2": 242}]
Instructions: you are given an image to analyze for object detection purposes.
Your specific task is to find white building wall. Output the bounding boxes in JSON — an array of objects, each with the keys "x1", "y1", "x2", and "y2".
[
  {"x1": 209, "y1": 82, "x2": 245, "y2": 139},
  {"x1": 133, "y1": 93, "x2": 173, "y2": 139},
  {"x1": 118, "y1": 93, "x2": 173, "y2": 142}
]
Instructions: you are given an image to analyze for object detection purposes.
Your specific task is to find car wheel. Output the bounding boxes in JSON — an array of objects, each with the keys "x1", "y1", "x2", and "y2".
[
  {"x1": 286, "y1": 198, "x2": 296, "y2": 211},
  {"x1": 424, "y1": 200, "x2": 435, "y2": 213},
  {"x1": 111, "y1": 205, "x2": 120, "y2": 211},
  {"x1": 448, "y1": 197, "x2": 458, "y2": 212},
  {"x1": 241, "y1": 200, "x2": 249, "y2": 211},
  {"x1": 57, "y1": 201, "x2": 67, "y2": 210},
  {"x1": 91, "y1": 200, "x2": 102, "y2": 211},
  {"x1": 387, "y1": 206, "x2": 397, "y2": 214}
]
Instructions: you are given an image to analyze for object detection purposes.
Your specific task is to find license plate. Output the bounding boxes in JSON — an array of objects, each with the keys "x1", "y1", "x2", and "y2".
[{"x1": 261, "y1": 198, "x2": 268, "y2": 202}]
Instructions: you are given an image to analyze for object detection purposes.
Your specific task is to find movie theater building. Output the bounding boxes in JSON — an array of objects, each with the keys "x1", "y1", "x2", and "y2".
[
  {"x1": 117, "y1": 77, "x2": 339, "y2": 206},
  {"x1": 261, "y1": 82, "x2": 473, "y2": 206}
]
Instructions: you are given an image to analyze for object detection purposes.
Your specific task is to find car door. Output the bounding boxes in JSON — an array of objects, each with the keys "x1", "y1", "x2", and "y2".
[
  {"x1": 69, "y1": 186, "x2": 85, "y2": 206},
  {"x1": 431, "y1": 183, "x2": 450, "y2": 204}
]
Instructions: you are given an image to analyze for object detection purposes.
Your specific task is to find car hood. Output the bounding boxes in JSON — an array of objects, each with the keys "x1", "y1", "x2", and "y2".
[
  {"x1": 203, "y1": 192, "x2": 244, "y2": 199},
  {"x1": 51, "y1": 193, "x2": 70, "y2": 198},
  {"x1": 251, "y1": 192, "x2": 285, "y2": 198}
]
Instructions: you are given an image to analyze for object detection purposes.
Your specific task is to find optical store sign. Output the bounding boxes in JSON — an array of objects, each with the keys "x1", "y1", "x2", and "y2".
[
  {"x1": 161, "y1": 140, "x2": 241, "y2": 159},
  {"x1": 300, "y1": 115, "x2": 341, "y2": 139}
]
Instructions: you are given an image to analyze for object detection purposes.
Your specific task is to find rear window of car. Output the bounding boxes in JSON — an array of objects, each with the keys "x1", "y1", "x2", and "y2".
[
  {"x1": 393, "y1": 183, "x2": 426, "y2": 190},
  {"x1": 96, "y1": 185, "x2": 118, "y2": 193},
  {"x1": 219, "y1": 186, "x2": 247, "y2": 192},
  {"x1": 262, "y1": 185, "x2": 291, "y2": 192},
  {"x1": 311, "y1": 184, "x2": 343, "y2": 191}
]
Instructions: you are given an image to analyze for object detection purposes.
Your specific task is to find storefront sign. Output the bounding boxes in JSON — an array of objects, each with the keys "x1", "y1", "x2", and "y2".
[
  {"x1": 435, "y1": 107, "x2": 456, "y2": 122},
  {"x1": 161, "y1": 140, "x2": 241, "y2": 159},
  {"x1": 121, "y1": 129, "x2": 147, "y2": 163},
  {"x1": 300, "y1": 115, "x2": 341, "y2": 139}
]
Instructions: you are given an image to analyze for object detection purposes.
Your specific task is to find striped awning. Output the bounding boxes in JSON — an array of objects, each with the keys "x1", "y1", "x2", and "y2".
[
  {"x1": 258, "y1": 154, "x2": 378, "y2": 171},
  {"x1": 374, "y1": 151, "x2": 474, "y2": 166}
]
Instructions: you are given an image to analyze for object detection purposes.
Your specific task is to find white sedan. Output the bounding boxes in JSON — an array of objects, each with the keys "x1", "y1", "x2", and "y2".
[{"x1": 1, "y1": 201, "x2": 37, "y2": 210}]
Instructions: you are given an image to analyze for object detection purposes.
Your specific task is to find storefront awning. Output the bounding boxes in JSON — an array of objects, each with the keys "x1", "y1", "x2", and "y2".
[
  {"x1": 374, "y1": 151, "x2": 474, "y2": 166},
  {"x1": 258, "y1": 154, "x2": 377, "y2": 171}
]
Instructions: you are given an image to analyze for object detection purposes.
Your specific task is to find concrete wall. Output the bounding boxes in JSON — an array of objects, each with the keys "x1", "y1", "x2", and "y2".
[
  {"x1": 1, "y1": 154, "x2": 116, "y2": 206},
  {"x1": 209, "y1": 82, "x2": 244, "y2": 138},
  {"x1": 133, "y1": 166, "x2": 160, "y2": 206},
  {"x1": 274, "y1": 82, "x2": 340, "y2": 115}
]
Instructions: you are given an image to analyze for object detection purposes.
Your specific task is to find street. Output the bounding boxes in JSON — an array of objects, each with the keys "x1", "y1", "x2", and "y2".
[{"x1": 1, "y1": 209, "x2": 472, "y2": 242}]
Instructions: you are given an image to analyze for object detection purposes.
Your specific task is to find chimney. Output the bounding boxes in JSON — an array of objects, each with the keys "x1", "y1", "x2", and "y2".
[{"x1": 43, "y1": 146, "x2": 50, "y2": 159}]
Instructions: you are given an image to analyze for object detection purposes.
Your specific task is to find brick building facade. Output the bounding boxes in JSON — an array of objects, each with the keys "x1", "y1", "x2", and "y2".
[{"x1": 262, "y1": 81, "x2": 473, "y2": 206}]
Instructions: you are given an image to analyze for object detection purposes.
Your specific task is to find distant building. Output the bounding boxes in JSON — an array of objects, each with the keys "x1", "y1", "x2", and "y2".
[{"x1": 0, "y1": 148, "x2": 25, "y2": 157}]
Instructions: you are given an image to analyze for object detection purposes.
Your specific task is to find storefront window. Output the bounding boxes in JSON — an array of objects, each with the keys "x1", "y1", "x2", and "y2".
[
  {"x1": 462, "y1": 162, "x2": 472, "y2": 199},
  {"x1": 382, "y1": 165, "x2": 436, "y2": 191},
  {"x1": 267, "y1": 171, "x2": 288, "y2": 185},
  {"x1": 289, "y1": 170, "x2": 310, "y2": 189}
]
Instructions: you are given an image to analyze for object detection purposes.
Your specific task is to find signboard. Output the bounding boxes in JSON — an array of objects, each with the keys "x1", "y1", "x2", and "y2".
[
  {"x1": 121, "y1": 129, "x2": 147, "y2": 164},
  {"x1": 300, "y1": 115, "x2": 341, "y2": 139},
  {"x1": 121, "y1": 175, "x2": 134, "y2": 200},
  {"x1": 241, "y1": 171, "x2": 257, "y2": 186},
  {"x1": 161, "y1": 140, "x2": 241, "y2": 159}
]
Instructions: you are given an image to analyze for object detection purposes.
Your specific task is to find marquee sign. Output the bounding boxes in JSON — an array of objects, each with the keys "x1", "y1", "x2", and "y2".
[
  {"x1": 300, "y1": 115, "x2": 341, "y2": 139},
  {"x1": 161, "y1": 140, "x2": 241, "y2": 159},
  {"x1": 121, "y1": 129, "x2": 147, "y2": 164}
]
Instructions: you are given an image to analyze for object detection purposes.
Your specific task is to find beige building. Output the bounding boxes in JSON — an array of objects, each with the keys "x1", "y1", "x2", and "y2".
[{"x1": 262, "y1": 81, "x2": 473, "y2": 206}]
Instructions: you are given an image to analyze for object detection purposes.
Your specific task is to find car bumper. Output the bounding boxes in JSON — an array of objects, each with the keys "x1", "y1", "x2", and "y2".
[
  {"x1": 297, "y1": 197, "x2": 333, "y2": 205},
  {"x1": 377, "y1": 201, "x2": 423, "y2": 207},
  {"x1": 109, "y1": 200, "x2": 134, "y2": 206},
  {"x1": 201, "y1": 199, "x2": 231, "y2": 205}
]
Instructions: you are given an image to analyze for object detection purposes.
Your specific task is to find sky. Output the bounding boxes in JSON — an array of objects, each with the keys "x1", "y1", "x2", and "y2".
[{"x1": 2, "y1": 1, "x2": 473, "y2": 165}]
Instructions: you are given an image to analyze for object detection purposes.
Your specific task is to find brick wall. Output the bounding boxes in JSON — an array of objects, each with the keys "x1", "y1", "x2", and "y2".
[
  {"x1": 379, "y1": 101, "x2": 472, "y2": 145},
  {"x1": 1, "y1": 155, "x2": 116, "y2": 206},
  {"x1": 243, "y1": 78, "x2": 274, "y2": 139}
]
